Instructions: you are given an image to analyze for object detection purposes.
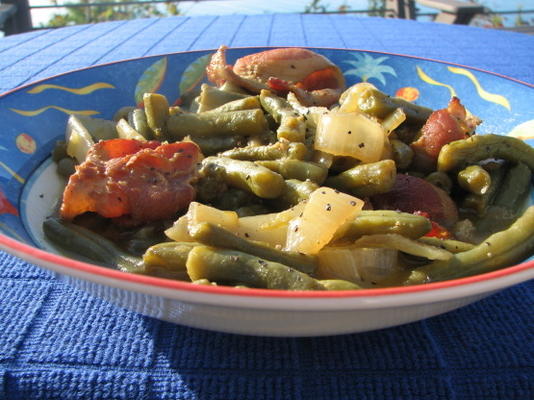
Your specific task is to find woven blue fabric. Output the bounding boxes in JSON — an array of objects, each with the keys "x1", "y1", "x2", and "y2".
[{"x1": 0, "y1": 15, "x2": 533, "y2": 399}]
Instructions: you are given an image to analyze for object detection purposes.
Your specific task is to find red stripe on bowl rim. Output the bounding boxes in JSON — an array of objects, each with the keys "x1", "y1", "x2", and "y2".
[{"x1": 1, "y1": 232, "x2": 532, "y2": 299}]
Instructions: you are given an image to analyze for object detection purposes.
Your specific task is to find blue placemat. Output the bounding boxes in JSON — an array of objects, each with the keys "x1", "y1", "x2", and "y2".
[{"x1": 1, "y1": 14, "x2": 533, "y2": 399}]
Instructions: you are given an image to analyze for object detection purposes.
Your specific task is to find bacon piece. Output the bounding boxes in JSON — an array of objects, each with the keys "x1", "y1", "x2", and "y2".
[
  {"x1": 411, "y1": 97, "x2": 480, "y2": 171},
  {"x1": 372, "y1": 174, "x2": 458, "y2": 229},
  {"x1": 206, "y1": 46, "x2": 345, "y2": 107},
  {"x1": 60, "y1": 139, "x2": 200, "y2": 224}
]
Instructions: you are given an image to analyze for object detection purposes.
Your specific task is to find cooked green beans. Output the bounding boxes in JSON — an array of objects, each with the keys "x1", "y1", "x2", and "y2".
[
  {"x1": 167, "y1": 109, "x2": 269, "y2": 140},
  {"x1": 492, "y1": 162, "x2": 531, "y2": 210},
  {"x1": 347, "y1": 86, "x2": 432, "y2": 127},
  {"x1": 326, "y1": 159, "x2": 396, "y2": 197},
  {"x1": 43, "y1": 217, "x2": 142, "y2": 273},
  {"x1": 202, "y1": 156, "x2": 286, "y2": 198},
  {"x1": 418, "y1": 206, "x2": 534, "y2": 281},
  {"x1": 274, "y1": 179, "x2": 319, "y2": 208},
  {"x1": 425, "y1": 171, "x2": 453, "y2": 193},
  {"x1": 186, "y1": 246, "x2": 325, "y2": 290},
  {"x1": 462, "y1": 164, "x2": 505, "y2": 216},
  {"x1": 142, "y1": 242, "x2": 197, "y2": 280},
  {"x1": 457, "y1": 165, "x2": 491, "y2": 195},
  {"x1": 196, "y1": 83, "x2": 249, "y2": 112},
  {"x1": 438, "y1": 134, "x2": 534, "y2": 172},
  {"x1": 143, "y1": 92, "x2": 169, "y2": 139},
  {"x1": 204, "y1": 95, "x2": 261, "y2": 113},
  {"x1": 333, "y1": 210, "x2": 432, "y2": 241},
  {"x1": 256, "y1": 159, "x2": 328, "y2": 184},
  {"x1": 189, "y1": 222, "x2": 317, "y2": 275},
  {"x1": 221, "y1": 141, "x2": 308, "y2": 161},
  {"x1": 390, "y1": 138, "x2": 414, "y2": 170},
  {"x1": 260, "y1": 90, "x2": 307, "y2": 142}
]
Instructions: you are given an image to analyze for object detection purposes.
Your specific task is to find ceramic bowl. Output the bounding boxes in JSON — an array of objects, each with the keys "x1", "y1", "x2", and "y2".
[{"x1": 0, "y1": 47, "x2": 532, "y2": 336}]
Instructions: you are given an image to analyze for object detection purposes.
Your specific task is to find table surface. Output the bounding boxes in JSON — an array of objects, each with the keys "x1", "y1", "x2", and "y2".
[{"x1": 1, "y1": 14, "x2": 533, "y2": 400}]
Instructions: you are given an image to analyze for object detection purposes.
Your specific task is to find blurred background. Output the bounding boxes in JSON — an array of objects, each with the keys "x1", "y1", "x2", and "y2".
[{"x1": 1, "y1": 0, "x2": 533, "y2": 36}]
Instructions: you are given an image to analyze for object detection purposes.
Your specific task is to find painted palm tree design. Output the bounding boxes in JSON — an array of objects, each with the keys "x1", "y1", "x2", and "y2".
[{"x1": 343, "y1": 53, "x2": 397, "y2": 85}]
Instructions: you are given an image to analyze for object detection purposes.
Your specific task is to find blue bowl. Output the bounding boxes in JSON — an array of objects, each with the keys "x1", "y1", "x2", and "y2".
[{"x1": 0, "y1": 47, "x2": 532, "y2": 336}]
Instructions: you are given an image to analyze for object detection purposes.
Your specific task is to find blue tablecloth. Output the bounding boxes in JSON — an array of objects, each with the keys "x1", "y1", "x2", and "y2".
[{"x1": 1, "y1": 14, "x2": 533, "y2": 399}]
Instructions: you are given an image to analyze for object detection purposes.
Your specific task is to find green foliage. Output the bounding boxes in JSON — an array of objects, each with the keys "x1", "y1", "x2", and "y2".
[
  {"x1": 303, "y1": 0, "x2": 385, "y2": 15},
  {"x1": 44, "y1": 0, "x2": 181, "y2": 28},
  {"x1": 367, "y1": 0, "x2": 385, "y2": 17},
  {"x1": 304, "y1": 0, "x2": 327, "y2": 13}
]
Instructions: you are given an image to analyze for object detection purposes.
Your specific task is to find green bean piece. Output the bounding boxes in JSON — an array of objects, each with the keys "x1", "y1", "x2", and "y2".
[
  {"x1": 215, "y1": 188, "x2": 257, "y2": 211},
  {"x1": 259, "y1": 89, "x2": 292, "y2": 123},
  {"x1": 260, "y1": 90, "x2": 307, "y2": 142},
  {"x1": 390, "y1": 138, "x2": 414, "y2": 170},
  {"x1": 204, "y1": 96, "x2": 261, "y2": 113},
  {"x1": 57, "y1": 157, "x2": 76, "y2": 177},
  {"x1": 462, "y1": 165, "x2": 505, "y2": 216},
  {"x1": 186, "y1": 246, "x2": 324, "y2": 290},
  {"x1": 197, "y1": 83, "x2": 249, "y2": 112},
  {"x1": 220, "y1": 80, "x2": 251, "y2": 95},
  {"x1": 277, "y1": 113, "x2": 307, "y2": 142},
  {"x1": 417, "y1": 206, "x2": 534, "y2": 282},
  {"x1": 274, "y1": 179, "x2": 319, "y2": 208},
  {"x1": 492, "y1": 162, "x2": 532, "y2": 210},
  {"x1": 75, "y1": 115, "x2": 117, "y2": 141},
  {"x1": 425, "y1": 171, "x2": 453, "y2": 193},
  {"x1": 472, "y1": 163, "x2": 532, "y2": 237},
  {"x1": 128, "y1": 108, "x2": 152, "y2": 139},
  {"x1": 333, "y1": 210, "x2": 432, "y2": 242},
  {"x1": 43, "y1": 217, "x2": 143, "y2": 273},
  {"x1": 116, "y1": 119, "x2": 147, "y2": 141},
  {"x1": 351, "y1": 87, "x2": 432, "y2": 127},
  {"x1": 438, "y1": 134, "x2": 534, "y2": 172},
  {"x1": 256, "y1": 159, "x2": 328, "y2": 185},
  {"x1": 235, "y1": 204, "x2": 271, "y2": 217},
  {"x1": 319, "y1": 279, "x2": 362, "y2": 290},
  {"x1": 326, "y1": 159, "x2": 397, "y2": 197},
  {"x1": 221, "y1": 141, "x2": 309, "y2": 161},
  {"x1": 195, "y1": 162, "x2": 228, "y2": 203},
  {"x1": 167, "y1": 109, "x2": 269, "y2": 140},
  {"x1": 457, "y1": 165, "x2": 491, "y2": 195},
  {"x1": 202, "y1": 156, "x2": 285, "y2": 199},
  {"x1": 417, "y1": 237, "x2": 475, "y2": 253},
  {"x1": 190, "y1": 135, "x2": 244, "y2": 156},
  {"x1": 143, "y1": 92, "x2": 169, "y2": 140},
  {"x1": 142, "y1": 242, "x2": 198, "y2": 281},
  {"x1": 189, "y1": 222, "x2": 317, "y2": 275},
  {"x1": 114, "y1": 106, "x2": 135, "y2": 122}
]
